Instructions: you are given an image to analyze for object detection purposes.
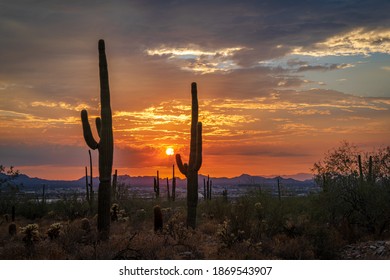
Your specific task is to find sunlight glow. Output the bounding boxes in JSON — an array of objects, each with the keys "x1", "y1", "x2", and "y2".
[{"x1": 165, "y1": 147, "x2": 174, "y2": 156}]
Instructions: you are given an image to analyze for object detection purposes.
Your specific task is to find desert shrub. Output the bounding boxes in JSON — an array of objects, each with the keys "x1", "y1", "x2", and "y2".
[
  {"x1": 217, "y1": 219, "x2": 244, "y2": 248},
  {"x1": 81, "y1": 218, "x2": 91, "y2": 232},
  {"x1": 111, "y1": 203, "x2": 119, "y2": 222},
  {"x1": 199, "y1": 220, "x2": 218, "y2": 235},
  {"x1": 199, "y1": 197, "x2": 232, "y2": 223},
  {"x1": 50, "y1": 196, "x2": 89, "y2": 220},
  {"x1": 272, "y1": 234, "x2": 315, "y2": 259},
  {"x1": 17, "y1": 199, "x2": 47, "y2": 220},
  {"x1": 313, "y1": 142, "x2": 390, "y2": 237},
  {"x1": 164, "y1": 210, "x2": 190, "y2": 244},
  {"x1": 306, "y1": 224, "x2": 345, "y2": 259}
]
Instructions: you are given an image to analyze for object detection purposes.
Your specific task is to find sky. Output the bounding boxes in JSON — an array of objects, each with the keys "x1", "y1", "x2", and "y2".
[{"x1": 0, "y1": 0, "x2": 389, "y2": 180}]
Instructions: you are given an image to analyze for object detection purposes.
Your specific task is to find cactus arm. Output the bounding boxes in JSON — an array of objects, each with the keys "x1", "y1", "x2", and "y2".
[
  {"x1": 176, "y1": 154, "x2": 188, "y2": 176},
  {"x1": 96, "y1": 117, "x2": 102, "y2": 138},
  {"x1": 81, "y1": 109, "x2": 99, "y2": 150},
  {"x1": 194, "y1": 122, "x2": 202, "y2": 171}
]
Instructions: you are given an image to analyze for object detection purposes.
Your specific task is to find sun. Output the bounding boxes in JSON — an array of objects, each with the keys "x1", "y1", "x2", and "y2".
[{"x1": 165, "y1": 147, "x2": 174, "y2": 156}]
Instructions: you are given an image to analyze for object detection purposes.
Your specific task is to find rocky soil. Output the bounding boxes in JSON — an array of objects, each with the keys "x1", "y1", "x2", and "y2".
[{"x1": 340, "y1": 240, "x2": 390, "y2": 259}]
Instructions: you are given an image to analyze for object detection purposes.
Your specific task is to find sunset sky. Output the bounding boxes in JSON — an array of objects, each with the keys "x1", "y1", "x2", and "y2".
[{"x1": 0, "y1": 0, "x2": 389, "y2": 180}]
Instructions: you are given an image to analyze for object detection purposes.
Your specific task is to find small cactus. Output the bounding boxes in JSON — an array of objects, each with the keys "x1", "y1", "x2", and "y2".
[
  {"x1": 153, "y1": 205, "x2": 163, "y2": 232},
  {"x1": 20, "y1": 224, "x2": 40, "y2": 247},
  {"x1": 47, "y1": 223, "x2": 62, "y2": 240},
  {"x1": 112, "y1": 169, "x2": 118, "y2": 201},
  {"x1": 153, "y1": 170, "x2": 160, "y2": 199},
  {"x1": 8, "y1": 223, "x2": 17, "y2": 236},
  {"x1": 172, "y1": 165, "x2": 176, "y2": 201},
  {"x1": 204, "y1": 175, "x2": 212, "y2": 200},
  {"x1": 20, "y1": 223, "x2": 40, "y2": 257},
  {"x1": 166, "y1": 177, "x2": 171, "y2": 201}
]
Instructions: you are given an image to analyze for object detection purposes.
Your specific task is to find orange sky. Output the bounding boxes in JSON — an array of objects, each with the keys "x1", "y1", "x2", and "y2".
[{"x1": 0, "y1": 1, "x2": 389, "y2": 180}]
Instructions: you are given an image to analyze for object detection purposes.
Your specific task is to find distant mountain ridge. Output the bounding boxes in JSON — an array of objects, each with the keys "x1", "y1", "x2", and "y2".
[{"x1": 4, "y1": 172, "x2": 315, "y2": 190}]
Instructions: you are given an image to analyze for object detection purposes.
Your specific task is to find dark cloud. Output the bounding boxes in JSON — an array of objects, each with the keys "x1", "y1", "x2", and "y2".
[{"x1": 0, "y1": 143, "x2": 88, "y2": 166}]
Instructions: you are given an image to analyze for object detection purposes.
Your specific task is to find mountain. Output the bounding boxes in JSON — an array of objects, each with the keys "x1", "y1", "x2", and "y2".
[{"x1": 3, "y1": 172, "x2": 316, "y2": 191}]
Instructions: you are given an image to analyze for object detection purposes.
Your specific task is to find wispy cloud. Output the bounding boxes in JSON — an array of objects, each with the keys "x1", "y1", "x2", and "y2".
[
  {"x1": 146, "y1": 45, "x2": 246, "y2": 74},
  {"x1": 31, "y1": 101, "x2": 90, "y2": 111},
  {"x1": 292, "y1": 28, "x2": 390, "y2": 57}
]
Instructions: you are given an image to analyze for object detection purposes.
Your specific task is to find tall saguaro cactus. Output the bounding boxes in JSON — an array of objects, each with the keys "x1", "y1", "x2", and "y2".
[
  {"x1": 81, "y1": 39, "x2": 114, "y2": 240},
  {"x1": 176, "y1": 82, "x2": 202, "y2": 229}
]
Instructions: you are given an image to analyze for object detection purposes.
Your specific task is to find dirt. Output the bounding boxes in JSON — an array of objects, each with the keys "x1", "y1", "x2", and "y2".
[{"x1": 340, "y1": 240, "x2": 390, "y2": 259}]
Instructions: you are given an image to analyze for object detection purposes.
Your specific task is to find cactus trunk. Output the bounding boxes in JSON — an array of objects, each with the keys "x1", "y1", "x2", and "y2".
[
  {"x1": 176, "y1": 82, "x2": 202, "y2": 229},
  {"x1": 154, "y1": 170, "x2": 160, "y2": 199},
  {"x1": 172, "y1": 164, "x2": 176, "y2": 201},
  {"x1": 85, "y1": 166, "x2": 90, "y2": 202},
  {"x1": 88, "y1": 149, "x2": 94, "y2": 204},
  {"x1": 81, "y1": 39, "x2": 113, "y2": 240},
  {"x1": 166, "y1": 177, "x2": 171, "y2": 201},
  {"x1": 112, "y1": 169, "x2": 118, "y2": 202}
]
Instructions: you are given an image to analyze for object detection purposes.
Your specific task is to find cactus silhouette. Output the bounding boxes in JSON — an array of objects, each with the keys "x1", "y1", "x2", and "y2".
[
  {"x1": 172, "y1": 164, "x2": 176, "y2": 201},
  {"x1": 112, "y1": 169, "x2": 118, "y2": 201},
  {"x1": 176, "y1": 82, "x2": 202, "y2": 229},
  {"x1": 153, "y1": 205, "x2": 163, "y2": 232},
  {"x1": 358, "y1": 154, "x2": 374, "y2": 184},
  {"x1": 204, "y1": 174, "x2": 212, "y2": 200},
  {"x1": 153, "y1": 170, "x2": 160, "y2": 199},
  {"x1": 8, "y1": 223, "x2": 16, "y2": 236},
  {"x1": 81, "y1": 39, "x2": 114, "y2": 240}
]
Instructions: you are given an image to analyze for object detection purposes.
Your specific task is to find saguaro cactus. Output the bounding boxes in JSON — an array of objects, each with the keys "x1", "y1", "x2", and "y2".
[
  {"x1": 112, "y1": 169, "x2": 118, "y2": 201},
  {"x1": 166, "y1": 177, "x2": 171, "y2": 201},
  {"x1": 88, "y1": 149, "x2": 94, "y2": 203},
  {"x1": 172, "y1": 164, "x2": 176, "y2": 202},
  {"x1": 176, "y1": 82, "x2": 202, "y2": 229},
  {"x1": 81, "y1": 39, "x2": 114, "y2": 240},
  {"x1": 154, "y1": 170, "x2": 160, "y2": 199},
  {"x1": 204, "y1": 174, "x2": 212, "y2": 200}
]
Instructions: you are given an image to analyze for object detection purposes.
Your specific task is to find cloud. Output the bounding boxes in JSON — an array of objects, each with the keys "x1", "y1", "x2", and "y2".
[
  {"x1": 295, "y1": 63, "x2": 355, "y2": 72},
  {"x1": 292, "y1": 28, "x2": 390, "y2": 57},
  {"x1": 31, "y1": 101, "x2": 90, "y2": 111},
  {"x1": 146, "y1": 45, "x2": 247, "y2": 74},
  {"x1": 0, "y1": 143, "x2": 88, "y2": 166}
]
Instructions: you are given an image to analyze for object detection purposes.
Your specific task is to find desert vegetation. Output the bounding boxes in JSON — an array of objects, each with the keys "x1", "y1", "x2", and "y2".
[{"x1": 0, "y1": 161, "x2": 389, "y2": 260}]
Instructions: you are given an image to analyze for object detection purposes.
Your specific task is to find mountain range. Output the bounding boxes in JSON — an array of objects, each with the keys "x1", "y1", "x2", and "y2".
[{"x1": 2, "y1": 172, "x2": 315, "y2": 190}]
